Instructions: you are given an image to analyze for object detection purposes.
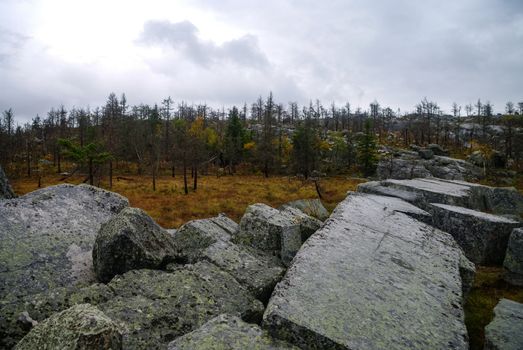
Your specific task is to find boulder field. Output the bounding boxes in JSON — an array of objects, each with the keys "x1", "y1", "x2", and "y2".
[{"x1": 1, "y1": 176, "x2": 522, "y2": 349}]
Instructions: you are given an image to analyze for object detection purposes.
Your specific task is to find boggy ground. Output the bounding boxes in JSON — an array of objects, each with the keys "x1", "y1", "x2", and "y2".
[
  {"x1": 10, "y1": 174, "x2": 365, "y2": 228},
  {"x1": 9, "y1": 173, "x2": 523, "y2": 349}
]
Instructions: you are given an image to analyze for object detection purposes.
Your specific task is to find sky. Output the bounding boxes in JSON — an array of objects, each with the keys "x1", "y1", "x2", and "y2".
[{"x1": 0, "y1": 0, "x2": 522, "y2": 122}]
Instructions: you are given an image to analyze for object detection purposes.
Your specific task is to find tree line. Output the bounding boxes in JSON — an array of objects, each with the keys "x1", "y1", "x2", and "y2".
[{"x1": 1, "y1": 93, "x2": 522, "y2": 191}]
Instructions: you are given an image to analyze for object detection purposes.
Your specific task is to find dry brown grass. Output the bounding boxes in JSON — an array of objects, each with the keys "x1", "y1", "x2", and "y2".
[{"x1": 11, "y1": 174, "x2": 365, "y2": 228}]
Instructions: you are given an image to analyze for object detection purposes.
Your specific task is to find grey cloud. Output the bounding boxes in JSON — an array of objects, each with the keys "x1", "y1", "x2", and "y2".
[{"x1": 139, "y1": 20, "x2": 269, "y2": 69}]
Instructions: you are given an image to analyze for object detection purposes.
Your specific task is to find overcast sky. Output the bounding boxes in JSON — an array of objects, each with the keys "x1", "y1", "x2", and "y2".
[{"x1": 0, "y1": 0, "x2": 522, "y2": 122}]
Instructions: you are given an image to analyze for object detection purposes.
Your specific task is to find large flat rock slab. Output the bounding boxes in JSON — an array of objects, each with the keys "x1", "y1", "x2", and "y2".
[
  {"x1": 430, "y1": 203, "x2": 521, "y2": 265},
  {"x1": 358, "y1": 178, "x2": 523, "y2": 217},
  {"x1": 263, "y1": 192, "x2": 471, "y2": 350},
  {"x1": 0, "y1": 184, "x2": 129, "y2": 301},
  {"x1": 484, "y1": 299, "x2": 523, "y2": 350},
  {"x1": 0, "y1": 184, "x2": 128, "y2": 348},
  {"x1": 167, "y1": 314, "x2": 298, "y2": 350}
]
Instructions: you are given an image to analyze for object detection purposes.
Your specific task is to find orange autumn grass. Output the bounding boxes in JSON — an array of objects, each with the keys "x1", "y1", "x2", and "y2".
[{"x1": 11, "y1": 174, "x2": 365, "y2": 228}]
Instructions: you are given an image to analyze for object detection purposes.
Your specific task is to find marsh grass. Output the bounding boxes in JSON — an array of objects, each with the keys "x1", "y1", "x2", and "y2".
[{"x1": 11, "y1": 174, "x2": 364, "y2": 228}]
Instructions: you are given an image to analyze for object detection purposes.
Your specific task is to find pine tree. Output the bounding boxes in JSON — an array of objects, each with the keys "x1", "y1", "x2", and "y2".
[{"x1": 357, "y1": 119, "x2": 378, "y2": 176}]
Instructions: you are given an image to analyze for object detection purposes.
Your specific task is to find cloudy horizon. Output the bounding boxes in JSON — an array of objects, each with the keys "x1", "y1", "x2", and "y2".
[{"x1": 1, "y1": 0, "x2": 522, "y2": 122}]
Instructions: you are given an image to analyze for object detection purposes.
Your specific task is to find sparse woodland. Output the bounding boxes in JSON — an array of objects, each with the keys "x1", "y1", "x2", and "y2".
[{"x1": 1, "y1": 93, "x2": 523, "y2": 190}]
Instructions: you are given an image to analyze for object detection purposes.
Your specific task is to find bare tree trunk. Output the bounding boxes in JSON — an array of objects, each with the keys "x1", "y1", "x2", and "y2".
[
  {"x1": 109, "y1": 160, "x2": 113, "y2": 189},
  {"x1": 152, "y1": 161, "x2": 156, "y2": 191},
  {"x1": 89, "y1": 157, "x2": 94, "y2": 186},
  {"x1": 193, "y1": 163, "x2": 198, "y2": 191},
  {"x1": 183, "y1": 152, "x2": 188, "y2": 195}
]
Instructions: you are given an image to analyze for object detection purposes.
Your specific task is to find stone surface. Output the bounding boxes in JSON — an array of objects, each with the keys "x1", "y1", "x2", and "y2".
[
  {"x1": 504, "y1": 228, "x2": 523, "y2": 286},
  {"x1": 171, "y1": 215, "x2": 284, "y2": 301},
  {"x1": 263, "y1": 192, "x2": 471, "y2": 350},
  {"x1": 202, "y1": 240, "x2": 285, "y2": 302},
  {"x1": 377, "y1": 149, "x2": 483, "y2": 181},
  {"x1": 428, "y1": 144, "x2": 450, "y2": 156},
  {"x1": 14, "y1": 303, "x2": 122, "y2": 350},
  {"x1": 430, "y1": 203, "x2": 521, "y2": 265},
  {"x1": 172, "y1": 214, "x2": 238, "y2": 262},
  {"x1": 100, "y1": 262, "x2": 265, "y2": 349},
  {"x1": 0, "y1": 184, "x2": 128, "y2": 348},
  {"x1": 279, "y1": 206, "x2": 323, "y2": 242},
  {"x1": 279, "y1": 198, "x2": 330, "y2": 221},
  {"x1": 167, "y1": 314, "x2": 298, "y2": 350},
  {"x1": 93, "y1": 207, "x2": 178, "y2": 283},
  {"x1": 234, "y1": 203, "x2": 302, "y2": 266},
  {"x1": 0, "y1": 164, "x2": 15, "y2": 199},
  {"x1": 484, "y1": 299, "x2": 523, "y2": 350},
  {"x1": 358, "y1": 177, "x2": 523, "y2": 217}
]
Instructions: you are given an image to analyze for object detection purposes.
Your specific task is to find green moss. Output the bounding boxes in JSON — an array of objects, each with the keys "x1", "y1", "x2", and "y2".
[{"x1": 464, "y1": 266, "x2": 523, "y2": 350}]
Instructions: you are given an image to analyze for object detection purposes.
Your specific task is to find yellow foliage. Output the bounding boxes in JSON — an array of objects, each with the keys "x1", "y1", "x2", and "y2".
[{"x1": 243, "y1": 141, "x2": 256, "y2": 150}]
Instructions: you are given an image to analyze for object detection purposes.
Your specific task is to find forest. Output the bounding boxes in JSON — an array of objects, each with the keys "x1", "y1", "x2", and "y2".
[{"x1": 1, "y1": 92, "x2": 523, "y2": 191}]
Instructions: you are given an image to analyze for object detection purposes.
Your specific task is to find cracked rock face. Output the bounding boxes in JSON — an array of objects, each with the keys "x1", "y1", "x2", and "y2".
[
  {"x1": 484, "y1": 299, "x2": 523, "y2": 350},
  {"x1": 0, "y1": 184, "x2": 128, "y2": 348},
  {"x1": 430, "y1": 203, "x2": 521, "y2": 265},
  {"x1": 263, "y1": 192, "x2": 472, "y2": 350},
  {"x1": 279, "y1": 199, "x2": 330, "y2": 222},
  {"x1": 92, "y1": 207, "x2": 178, "y2": 283},
  {"x1": 168, "y1": 314, "x2": 298, "y2": 350}
]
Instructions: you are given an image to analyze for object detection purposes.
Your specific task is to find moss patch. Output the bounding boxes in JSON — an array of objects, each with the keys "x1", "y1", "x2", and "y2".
[{"x1": 464, "y1": 266, "x2": 523, "y2": 350}]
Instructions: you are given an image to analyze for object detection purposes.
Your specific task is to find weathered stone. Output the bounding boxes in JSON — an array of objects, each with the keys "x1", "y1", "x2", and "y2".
[
  {"x1": 15, "y1": 304, "x2": 122, "y2": 350},
  {"x1": 504, "y1": 228, "x2": 523, "y2": 286},
  {"x1": 234, "y1": 203, "x2": 302, "y2": 266},
  {"x1": 279, "y1": 206, "x2": 323, "y2": 241},
  {"x1": 93, "y1": 207, "x2": 178, "y2": 283},
  {"x1": 167, "y1": 314, "x2": 298, "y2": 350},
  {"x1": 0, "y1": 184, "x2": 128, "y2": 347},
  {"x1": 377, "y1": 149, "x2": 483, "y2": 181},
  {"x1": 484, "y1": 299, "x2": 523, "y2": 350},
  {"x1": 172, "y1": 214, "x2": 238, "y2": 262},
  {"x1": 100, "y1": 262, "x2": 265, "y2": 349},
  {"x1": 0, "y1": 164, "x2": 15, "y2": 199},
  {"x1": 263, "y1": 192, "x2": 471, "y2": 350},
  {"x1": 418, "y1": 148, "x2": 434, "y2": 159},
  {"x1": 467, "y1": 150, "x2": 487, "y2": 167},
  {"x1": 428, "y1": 144, "x2": 450, "y2": 156},
  {"x1": 202, "y1": 240, "x2": 285, "y2": 302},
  {"x1": 280, "y1": 198, "x2": 330, "y2": 221},
  {"x1": 358, "y1": 178, "x2": 523, "y2": 217},
  {"x1": 429, "y1": 203, "x2": 521, "y2": 265},
  {"x1": 1, "y1": 283, "x2": 115, "y2": 349}
]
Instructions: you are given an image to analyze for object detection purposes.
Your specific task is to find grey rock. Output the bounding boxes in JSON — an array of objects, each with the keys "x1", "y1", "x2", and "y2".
[
  {"x1": 263, "y1": 192, "x2": 471, "y2": 350},
  {"x1": 172, "y1": 214, "x2": 238, "y2": 262},
  {"x1": 484, "y1": 299, "x2": 523, "y2": 350},
  {"x1": 167, "y1": 314, "x2": 298, "y2": 350},
  {"x1": 467, "y1": 150, "x2": 487, "y2": 167},
  {"x1": 377, "y1": 150, "x2": 483, "y2": 181},
  {"x1": 358, "y1": 178, "x2": 523, "y2": 217},
  {"x1": 428, "y1": 144, "x2": 450, "y2": 156},
  {"x1": 14, "y1": 304, "x2": 122, "y2": 350},
  {"x1": 92, "y1": 207, "x2": 178, "y2": 283},
  {"x1": 279, "y1": 206, "x2": 323, "y2": 241},
  {"x1": 100, "y1": 262, "x2": 265, "y2": 349},
  {"x1": 429, "y1": 203, "x2": 521, "y2": 265},
  {"x1": 202, "y1": 240, "x2": 285, "y2": 302},
  {"x1": 234, "y1": 203, "x2": 302, "y2": 266},
  {"x1": 0, "y1": 164, "x2": 15, "y2": 199},
  {"x1": 504, "y1": 228, "x2": 523, "y2": 286},
  {"x1": 0, "y1": 184, "x2": 128, "y2": 347},
  {"x1": 280, "y1": 198, "x2": 330, "y2": 221},
  {"x1": 16, "y1": 312, "x2": 37, "y2": 332},
  {"x1": 418, "y1": 148, "x2": 434, "y2": 159}
]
